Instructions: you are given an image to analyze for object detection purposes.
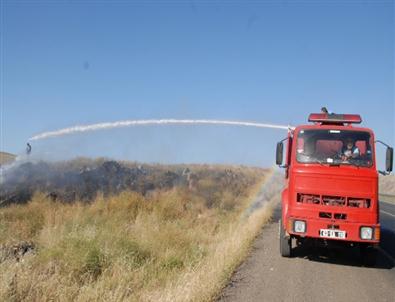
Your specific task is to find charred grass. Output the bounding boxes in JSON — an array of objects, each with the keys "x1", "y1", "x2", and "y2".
[{"x1": 0, "y1": 164, "x2": 275, "y2": 302}]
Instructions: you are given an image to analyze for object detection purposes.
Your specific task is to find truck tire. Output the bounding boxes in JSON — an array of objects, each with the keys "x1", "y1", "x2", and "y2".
[
  {"x1": 360, "y1": 245, "x2": 377, "y2": 267},
  {"x1": 279, "y1": 219, "x2": 292, "y2": 257}
]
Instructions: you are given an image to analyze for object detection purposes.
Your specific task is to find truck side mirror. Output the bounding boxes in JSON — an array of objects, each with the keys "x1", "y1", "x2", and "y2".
[
  {"x1": 386, "y1": 147, "x2": 393, "y2": 172},
  {"x1": 276, "y1": 142, "x2": 284, "y2": 165}
]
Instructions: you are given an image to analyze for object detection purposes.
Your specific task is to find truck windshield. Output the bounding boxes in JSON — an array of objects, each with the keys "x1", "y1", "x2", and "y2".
[{"x1": 296, "y1": 129, "x2": 373, "y2": 167}]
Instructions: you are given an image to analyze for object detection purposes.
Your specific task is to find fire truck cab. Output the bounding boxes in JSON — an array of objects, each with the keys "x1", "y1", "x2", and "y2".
[{"x1": 276, "y1": 112, "x2": 393, "y2": 265}]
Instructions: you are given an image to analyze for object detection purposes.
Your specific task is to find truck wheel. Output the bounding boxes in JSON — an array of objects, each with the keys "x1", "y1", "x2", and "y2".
[
  {"x1": 360, "y1": 245, "x2": 377, "y2": 267},
  {"x1": 279, "y1": 219, "x2": 292, "y2": 257}
]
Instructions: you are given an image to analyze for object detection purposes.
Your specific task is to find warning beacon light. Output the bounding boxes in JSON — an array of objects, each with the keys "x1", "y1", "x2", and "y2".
[{"x1": 308, "y1": 113, "x2": 362, "y2": 125}]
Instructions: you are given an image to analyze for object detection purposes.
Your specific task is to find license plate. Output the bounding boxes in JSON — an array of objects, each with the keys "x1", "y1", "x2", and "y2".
[{"x1": 319, "y1": 229, "x2": 346, "y2": 239}]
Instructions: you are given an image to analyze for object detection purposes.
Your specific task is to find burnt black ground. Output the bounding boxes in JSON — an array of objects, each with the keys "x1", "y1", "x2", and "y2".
[
  {"x1": 0, "y1": 160, "x2": 185, "y2": 205},
  {"x1": 0, "y1": 159, "x2": 260, "y2": 207}
]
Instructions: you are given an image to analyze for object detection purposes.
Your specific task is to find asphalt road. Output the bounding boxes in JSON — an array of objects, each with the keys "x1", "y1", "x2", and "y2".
[
  {"x1": 220, "y1": 201, "x2": 395, "y2": 302},
  {"x1": 380, "y1": 201, "x2": 395, "y2": 260}
]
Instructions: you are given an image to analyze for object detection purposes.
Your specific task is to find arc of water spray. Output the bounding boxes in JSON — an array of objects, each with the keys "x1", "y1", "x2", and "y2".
[{"x1": 29, "y1": 119, "x2": 293, "y2": 141}]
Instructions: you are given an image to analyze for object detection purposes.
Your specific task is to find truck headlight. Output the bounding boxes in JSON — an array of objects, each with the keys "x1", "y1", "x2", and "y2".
[
  {"x1": 360, "y1": 227, "x2": 373, "y2": 240},
  {"x1": 294, "y1": 220, "x2": 306, "y2": 233}
]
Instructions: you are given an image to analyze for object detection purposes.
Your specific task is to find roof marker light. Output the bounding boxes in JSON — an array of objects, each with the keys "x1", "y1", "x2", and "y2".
[{"x1": 308, "y1": 113, "x2": 362, "y2": 124}]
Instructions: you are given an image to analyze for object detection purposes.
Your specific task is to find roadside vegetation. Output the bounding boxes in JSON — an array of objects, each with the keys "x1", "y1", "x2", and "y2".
[{"x1": 0, "y1": 163, "x2": 276, "y2": 301}]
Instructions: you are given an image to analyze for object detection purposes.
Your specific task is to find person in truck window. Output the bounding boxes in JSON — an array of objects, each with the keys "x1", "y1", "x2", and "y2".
[{"x1": 340, "y1": 138, "x2": 360, "y2": 161}]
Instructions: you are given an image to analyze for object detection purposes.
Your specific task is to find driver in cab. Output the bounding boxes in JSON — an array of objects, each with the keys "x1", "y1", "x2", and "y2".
[{"x1": 340, "y1": 138, "x2": 360, "y2": 161}]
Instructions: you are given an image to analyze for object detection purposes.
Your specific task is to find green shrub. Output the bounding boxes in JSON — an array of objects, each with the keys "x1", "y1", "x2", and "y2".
[
  {"x1": 116, "y1": 239, "x2": 151, "y2": 268},
  {"x1": 160, "y1": 255, "x2": 184, "y2": 271},
  {"x1": 82, "y1": 245, "x2": 107, "y2": 280}
]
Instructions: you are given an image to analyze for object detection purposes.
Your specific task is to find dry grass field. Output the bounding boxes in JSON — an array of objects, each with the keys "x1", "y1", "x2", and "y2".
[{"x1": 0, "y1": 162, "x2": 278, "y2": 302}]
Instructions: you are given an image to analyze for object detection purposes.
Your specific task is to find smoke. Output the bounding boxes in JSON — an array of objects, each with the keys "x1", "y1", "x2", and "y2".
[
  {"x1": 29, "y1": 119, "x2": 292, "y2": 141},
  {"x1": 0, "y1": 155, "x2": 30, "y2": 185}
]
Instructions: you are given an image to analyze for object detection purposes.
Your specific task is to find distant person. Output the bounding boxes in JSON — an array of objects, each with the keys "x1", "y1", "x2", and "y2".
[
  {"x1": 340, "y1": 138, "x2": 360, "y2": 161},
  {"x1": 321, "y1": 107, "x2": 333, "y2": 114},
  {"x1": 26, "y1": 143, "x2": 32, "y2": 155}
]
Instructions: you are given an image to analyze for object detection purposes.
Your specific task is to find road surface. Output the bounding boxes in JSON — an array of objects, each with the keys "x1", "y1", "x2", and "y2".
[{"x1": 220, "y1": 201, "x2": 395, "y2": 302}]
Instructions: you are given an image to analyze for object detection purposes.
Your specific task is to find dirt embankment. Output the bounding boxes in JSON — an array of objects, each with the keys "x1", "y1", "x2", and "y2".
[
  {"x1": 0, "y1": 152, "x2": 16, "y2": 166},
  {"x1": 380, "y1": 174, "x2": 395, "y2": 195}
]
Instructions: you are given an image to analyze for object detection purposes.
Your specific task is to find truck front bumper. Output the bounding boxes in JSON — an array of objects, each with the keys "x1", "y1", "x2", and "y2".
[{"x1": 286, "y1": 217, "x2": 380, "y2": 244}]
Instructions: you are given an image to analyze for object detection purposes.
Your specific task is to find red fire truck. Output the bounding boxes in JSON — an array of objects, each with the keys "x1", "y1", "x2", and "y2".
[{"x1": 276, "y1": 112, "x2": 393, "y2": 265}]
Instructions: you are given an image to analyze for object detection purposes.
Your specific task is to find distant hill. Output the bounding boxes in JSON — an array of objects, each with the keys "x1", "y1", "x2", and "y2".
[{"x1": 0, "y1": 152, "x2": 16, "y2": 166}]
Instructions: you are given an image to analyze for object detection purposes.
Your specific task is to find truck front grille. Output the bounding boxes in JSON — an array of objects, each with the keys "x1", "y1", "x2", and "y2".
[
  {"x1": 297, "y1": 193, "x2": 371, "y2": 208},
  {"x1": 318, "y1": 212, "x2": 347, "y2": 220},
  {"x1": 322, "y1": 195, "x2": 346, "y2": 206}
]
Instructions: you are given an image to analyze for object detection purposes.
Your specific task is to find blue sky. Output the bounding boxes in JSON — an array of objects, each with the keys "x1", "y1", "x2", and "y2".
[{"x1": 1, "y1": 0, "x2": 394, "y2": 166}]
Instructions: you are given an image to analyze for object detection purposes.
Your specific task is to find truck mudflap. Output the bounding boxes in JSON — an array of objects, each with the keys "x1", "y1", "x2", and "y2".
[{"x1": 286, "y1": 217, "x2": 380, "y2": 244}]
